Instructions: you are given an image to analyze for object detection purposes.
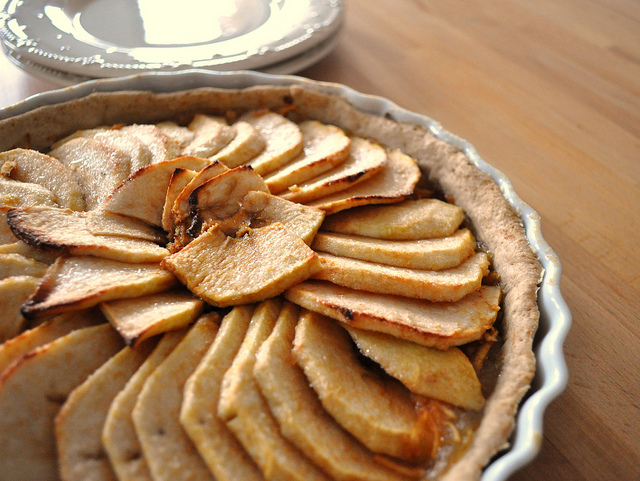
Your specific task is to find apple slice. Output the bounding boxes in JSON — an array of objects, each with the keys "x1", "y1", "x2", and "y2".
[
  {"x1": 308, "y1": 149, "x2": 421, "y2": 215},
  {"x1": 280, "y1": 137, "x2": 387, "y2": 203},
  {"x1": 120, "y1": 124, "x2": 181, "y2": 163},
  {"x1": 162, "y1": 223, "x2": 318, "y2": 307},
  {"x1": 218, "y1": 298, "x2": 331, "y2": 481},
  {"x1": 243, "y1": 111, "x2": 304, "y2": 175},
  {"x1": 263, "y1": 120, "x2": 352, "y2": 193},
  {"x1": 0, "y1": 323, "x2": 123, "y2": 481},
  {"x1": 254, "y1": 301, "x2": 411, "y2": 481},
  {"x1": 103, "y1": 330, "x2": 187, "y2": 481},
  {"x1": 0, "y1": 241, "x2": 58, "y2": 264},
  {"x1": 293, "y1": 310, "x2": 438, "y2": 462},
  {"x1": 85, "y1": 210, "x2": 167, "y2": 244},
  {"x1": 100, "y1": 289, "x2": 205, "y2": 346},
  {"x1": 0, "y1": 176, "x2": 58, "y2": 207},
  {"x1": 322, "y1": 198, "x2": 466, "y2": 240},
  {"x1": 0, "y1": 276, "x2": 41, "y2": 342},
  {"x1": 50, "y1": 137, "x2": 132, "y2": 210},
  {"x1": 21, "y1": 256, "x2": 178, "y2": 321},
  {"x1": 7, "y1": 206, "x2": 169, "y2": 263},
  {"x1": 0, "y1": 149, "x2": 85, "y2": 210},
  {"x1": 162, "y1": 168, "x2": 198, "y2": 234},
  {"x1": 0, "y1": 207, "x2": 17, "y2": 244},
  {"x1": 241, "y1": 191, "x2": 325, "y2": 245},
  {"x1": 55, "y1": 341, "x2": 156, "y2": 481},
  {"x1": 133, "y1": 314, "x2": 219, "y2": 481},
  {"x1": 102, "y1": 156, "x2": 210, "y2": 226},
  {"x1": 210, "y1": 120, "x2": 266, "y2": 168},
  {"x1": 182, "y1": 114, "x2": 236, "y2": 158},
  {"x1": 346, "y1": 326, "x2": 485, "y2": 411},
  {"x1": 312, "y1": 229, "x2": 476, "y2": 271},
  {"x1": 180, "y1": 305, "x2": 263, "y2": 481},
  {"x1": 285, "y1": 281, "x2": 501, "y2": 349},
  {"x1": 157, "y1": 121, "x2": 196, "y2": 150},
  {"x1": 0, "y1": 253, "x2": 48, "y2": 280}
]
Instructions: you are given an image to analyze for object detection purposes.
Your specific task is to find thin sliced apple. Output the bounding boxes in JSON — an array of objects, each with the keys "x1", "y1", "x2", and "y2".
[
  {"x1": 180, "y1": 305, "x2": 264, "y2": 481},
  {"x1": 157, "y1": 121, "x2": 196, "y2": 150},
  {"x1": 162, "y1": 168, "x2": 197, "y2": 234},
  {"x1": 102, "y1": 156, "x2": 210, "y2": 226},
  {"x1": 285, "y1": 281, "x2": 501, "y2": 349},
  {"x1": 162, "y1": 223, "x2": 318, "y2": 307},
  {"x1": 55, "y1": 341, "x2": 156, "y2": 481},
  {"x1": 85, "y1": 210, "x2": 167, "y2": 244},
  {"x1": 308, "y1": 149, "x2": 421, "y2": 215},
  {"x1": 0, "y1": 323, "x2": 123, "y2": 481},
  {"x1": 7, "y1": 206, "x2": 169, "y2": 263},
  {"x1": 50, "y1": 137, "x2": 132, "y2": 210},
  {"x1": 255, "y1": 301, "x2": 412, "y2": 481},
  {"x1": 100, "y1": 288, "x2": 205, "y2": 346},
  {"x1": 0, "y1": 207, "x2": 17, "y2": 244},
  {"x1": 0, "y1": 176, "x2": 58, "y2": 207},
  {"x1": 242, "y1": 190, "x2": 325, "y2": 245},
  {"x1": 280, "y1": 137, "x2": 387, "y2": 202},
  {"x1": 0, "y1": 241, "x2": 58, "y2": 264},
  {"x1": 120, "y1": 124, "x2": 181, "y2": 163},
  {"x1": 243, "y1": 111, "x2": 304, "y2": 175},
  {"x1": 312, "y1": 229, "x2": 476, "y2": 270},
  {"x1": 263, "y1": 120, "x2": 352, "y2": 193},
  {"x1": 210, "y1": 120, "x2": 266, "y2": 168},
  {"x1": 314, "y1": 252, "x2": 490, "y2": 303},
  {"x1": 346, "y1": 326, "x2": 485, "y2": 410},
  {"x1": 182, "y1": 114, "x2": 235, "y2": 158},
  {"x1": 293, "y1": 310, "x2": 437, "y2": 462},
  {"x1": 322, "y1": 198, "x2": 466, "y2": 240},
  {"x1": 0, "y1": 276, "x2": 41, "y2": 342},
  {"x1": 21, "y1": 256, "x2": 178, "y2": 321},
  {"x1": 81, "y1": 129, "x2": 154, "y2": 174},
  {"x1": 133, "y1": 314, "x2": 219, "y2": 481},
  {"x1": 0, "y1": 253, "x2": 48, "y2": 280},
  {"x1": 0, "y1": 148, "x2": 85, "y2": 210},
  {"x1": 103, "y1": 330, "x2": 187, "y2": 481},
  {"x1": 218, "y1": 299, "x2": 331, "y2": 481}
]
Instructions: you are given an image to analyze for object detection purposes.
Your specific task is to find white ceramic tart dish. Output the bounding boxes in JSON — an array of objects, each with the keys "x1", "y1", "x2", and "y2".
[{"x1": 0, "y1": 71, "x2": 570, "y2": 481}]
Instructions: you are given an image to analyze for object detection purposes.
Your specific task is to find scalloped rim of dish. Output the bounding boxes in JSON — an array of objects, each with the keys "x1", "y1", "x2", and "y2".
[{"x1": 0, "y1": 69, "x2": 571, "y2": 480}]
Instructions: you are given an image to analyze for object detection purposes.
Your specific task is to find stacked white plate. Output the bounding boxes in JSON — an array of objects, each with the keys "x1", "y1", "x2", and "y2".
[{"x1": 0, "y1": 0, "x2": 344, "y2": 84}]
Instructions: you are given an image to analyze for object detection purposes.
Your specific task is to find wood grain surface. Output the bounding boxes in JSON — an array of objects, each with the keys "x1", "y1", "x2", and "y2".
[{"x1": 1, "y1": 1, "x2": 638, "y2": 479}]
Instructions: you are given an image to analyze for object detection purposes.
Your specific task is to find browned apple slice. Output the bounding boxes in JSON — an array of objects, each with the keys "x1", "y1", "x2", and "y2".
[
  {"x1": 293, "y1": 310, "x2": 438, "y2": 462},
  {"x1": 0, "y1": 309, "x2": 102, "y2": 376},
  {"x1": 254, "y1": 301, "x2": 413, "y2": 481},
  {"x1": 285, "y1": 281, "x2": 501, "y2": 349},
  {"x1": 103, "y1": 329, "x2": 187, "y2": 481},
  {"x1": 280, "y1": 137, "x2": 387, "y2": 202},
  {"x1": 100, "y1": 289, "x2": 205, "y2": 347},
  {"x1": 7, "y1": 206, "x2": 169, "y2": 263},
  {"x1": 0, "y1": 253, "x2": 48, "y2": 280},
  {"x1": 308, "y1": 150, "x2": 421, "y2": 215},
  {"x1": 345, "y1": 326, "x2": 485, "y2": 411},
  {"x1": 50, "y1": 137, "x2": 132, "y2": 210},
  {"x1": 218, "y1": 299, "x2": 331, "y2": 481},
  {"x1": 102, "y1": 156, "x2": 210, "y2": 226},
  {"x1": 133, "y1": 314, "x2": 219, "y2": 481},
  {"x1": 312, "y1": 229, "x2": 476, "y2": 270},
  {"x1": 120, "y1": 124, "x2": 181, "y2": 163},
  {"x1": 85, "y1": 210, "x2": 167, "y2": 244},
  {"x1": 210, "y1": 120, "x2": 266, "y2": 168},
  {"x1": 182, "y1": 114, "x2": 235, "y2": 158},
  {"x1": 0, "y1": 176, "x2": 58, "y2": 207},
  {"x1": 322, "y1": 198, "x2": 466, "y2": 240},
  {"x1": 162, "y1": 223, "x2": 318, "y2": 307},
  {"x1": 241, "y1": 191, "x2": 325, "y2": 245},
  {"x1": 0, "y1": 207, "x2": 18, "y2": 244},
  {"x1": 313, "y1": 251, "x2": 490, "y2": 302},
  {"x1": 180, "y1": 305, "x2": 264, "y2": 481},
  {"x1": 55, "y1": 341, "x2": 156, "y2": 481},
  {"x1": 162, "y1": 168, "x2": 197, "y2": 235},
  {"x1": 263, "y1": 120, "x2": 352, "y2": 193},
  {"x1": 0, "y1": 276, "x2": 41, "y2": 342},
  {"x1": 21, "y1": 256, "x2": 178, "y2": 321},
  {"x1": 0, "y1": 323, "x2": 123, "y2": 481},
  {"x1": 243, "y1": 111, "x2": 304, "y2": 175},
  {"x1": 0, "y1": 149, "x2": 85, "y2": 210},
  {"x1": 0, "y1": 241, "x2": 58, "y2": 264}
]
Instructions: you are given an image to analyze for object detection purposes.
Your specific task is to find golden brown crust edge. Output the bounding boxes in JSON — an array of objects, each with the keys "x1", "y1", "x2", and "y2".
[{"x1": 0, "y1": 83, "x2": 543, "y2": 480}]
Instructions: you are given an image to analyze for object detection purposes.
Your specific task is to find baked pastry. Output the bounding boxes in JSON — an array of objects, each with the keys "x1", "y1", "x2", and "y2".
[{"x1": 0, "y1": 84, "x2": 542, "y2": 481}]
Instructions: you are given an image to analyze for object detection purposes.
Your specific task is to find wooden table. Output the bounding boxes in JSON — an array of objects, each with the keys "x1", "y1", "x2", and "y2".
[{"x1": 1, "y1": 1, "x2": 638, "y2": 479}]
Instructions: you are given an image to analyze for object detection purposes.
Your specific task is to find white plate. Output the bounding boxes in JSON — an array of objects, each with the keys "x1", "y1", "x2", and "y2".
[
  {"x1": 0, "y1": 70, "x2": 571, "y2": 480},
  {"x1": 0, "y1": 0, "x2": 344, "y2": 78}
]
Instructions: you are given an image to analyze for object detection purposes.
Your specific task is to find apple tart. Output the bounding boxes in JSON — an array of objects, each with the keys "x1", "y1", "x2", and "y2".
[{"x1": 0, "y1": 85, "x2": 542, "y2": 481}]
